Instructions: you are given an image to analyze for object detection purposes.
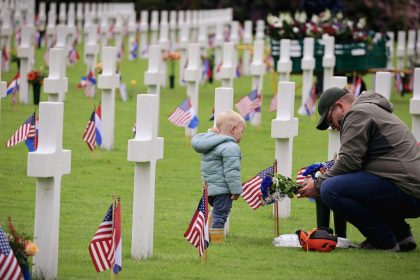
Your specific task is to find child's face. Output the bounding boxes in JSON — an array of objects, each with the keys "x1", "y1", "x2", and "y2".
[{"x1": 232, "y1": 123, "x2": 245, "y2": 143}]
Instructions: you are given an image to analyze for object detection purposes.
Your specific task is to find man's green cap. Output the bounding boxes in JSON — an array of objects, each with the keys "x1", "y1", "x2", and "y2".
[{"x1": 316, "y1": 87, "x2": 347, "y2": 130}]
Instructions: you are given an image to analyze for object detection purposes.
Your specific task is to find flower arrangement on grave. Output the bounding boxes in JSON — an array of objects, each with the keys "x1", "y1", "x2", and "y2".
[
  {"x1": 6, "y1": 217, "x2": 38, "y2": 280},
  {"x1": 260, "y1": 173, "x2": 303, "y2": 206},
  {"x1": 27, "y1": 69, "x2": 47, "y2": 86},
  {"x1": 267, "y1": 10, "x2": 372, "y2": 45},
  {"x1": 27, "y1": 68, "x2": 47, "y2": 105},
  {"x1": 163, "y1": 51, "x2": 181, "y2": 89}
]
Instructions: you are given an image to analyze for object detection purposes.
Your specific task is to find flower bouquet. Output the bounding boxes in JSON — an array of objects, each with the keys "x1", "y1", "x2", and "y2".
[
  {"x1": 6, "y1": 217, "x2": 38, "y2": 280},
  {"x1": 27, "y1": 69, "x2": 47, "y2": 105},
  {"x1": 260, "y1": 173, "x2": 303, "y2": 206},
  {"x1": 163, "y1": 51, "x2": 181, "y2": 89}
]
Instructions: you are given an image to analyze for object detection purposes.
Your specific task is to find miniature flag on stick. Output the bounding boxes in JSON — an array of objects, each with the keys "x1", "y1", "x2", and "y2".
[
  {"x1": 270, "y1": 94, "x2": 278, "y2": 112},
  {"x1": 6, "y1": 73, "x2": 20, "y2": 96},
  {"x1": 394, "y1": 72, "x2": 403, "y2": 95},
  {"x1": 235, "y1": 89, "x2": 261, "y2": 119},
  {"x1": 0, "y1": 226, "x2": 23, "y2": 280},
  {"x1": 303, "y1": 83, "x2": 317, "y2": 116},
  {"x1": 6, "y1": 112, "x2": 37, "y2": 151},
  {"x1": 241, "y1": 162, "x2": 276, "y2": 210},
  {"x1": 88, "y1": 204, "x2": 114, "y2": 272},
  {"x1": 168, "y1": 98, "x2": 199, "y2": 129},
  {"x1": 184, "y1": 183, "x2": 209, "y2": 257},
  {"x1": 82, "y1": 105, "x2": 102, "y2": 151},
  {"x1": 129, "y1": 40, "x2": 138, "y2": 60},
  {"x1": 113, "y1": 198, "x2": 122, "y2": 274}
]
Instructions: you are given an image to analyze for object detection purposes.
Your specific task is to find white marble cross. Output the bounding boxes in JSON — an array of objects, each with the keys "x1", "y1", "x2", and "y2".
[
  {"x1": 84, "y1": 24, "x2": 99, "y2": 98},
  {"x1": 410, "y1": 68, "x2": 420, "y2": 141},
  {"x1": 255, "y1": 20, "x2": 265, "y2": 40},
  {"x1": 386, "y1": 31, "x2": 395, "y2": 69},
  {"x1": 197, "y1": 13, "x2": 208, "y2": 57},
  {"x1": 213, "y1": 87, "x2": 234, "y2": 236},
  {"x1": 27, "y1": 102, "x2": 71, "y2": 280},
  {"x1": 76, "y1": 3, "x2": 83, "y2": 43},
  {"x1": 328, "y1": 76, "x2": 347, "y2": 160},
  {"x1": 66, "y1": 3, "x2": 76, "y2": 48},
  {"x1": 98, "y1": 47, "x2": 120, "y2": 150},
  {"x1": 99, "y1": 13, "x2": 109, "y2": 49},
  {"x1": 114, "y1": 14, "x2": 124, "y2": 61},
  {"x1": 46, "y1": 3, "x2": 57, "y2": 49},
  {"x1": 407, "y1": 30, "x2": 416, "y2": 66},
  {"x1": 58, "y1": 3, "x2": 66, "y2": 24},
  {"x1": 242, "y1": 20, "x2": 253, "y2": 76},
  {"x1": 150, "y1": 10, "x2": 159, "y2": 45},
  {"x1": 220, "y1": 42, "x2": 236, "y2": 88},
  {"x1": 213, "y1": 23, "x2": 224, "y2": 80},
  {"x1": 0, "y1": 9, "x2": 12, "y2": 71},
  {"x1": 159, "y1": 11, "x2": 169, "y2": 88},
  {"x1": 417, "y1": 30, "x2": 420, "y2": 61},
  {"x1": 139, "y1": 10, "x2": 149, "y2": 59},
  {"x1": 397, "y1": 31, "x2": 406, "y2": 70},
  {"x1": 184, "y1": 43, "x2": 201, "y2": 137},
  {"x1": 249, "y1": 39, "x2": 266, "y2": 126},
  {"x1": 374, "y1": 72, "x2": 391, "y2": 100},
  {"x1": 44, "y1": 48, "x2": 68, "y2": 102},
  {"x1": 271, "y1": 81, "x2": 298, "y2": 218},
  {"x1": 277, "y1": 39, "x2": 292, "y2": 82},
  {"x1": 127, "y1": 12, "x2": 137, "y2": 60},
  {"x1": 169, "y1": 11, "x2": 177, "y2": 50},
  {"x1": 322, "y1": 36, "x2": 336, "y2": 92},
  {"x1": 55, "y1": 24, "x2": 69, "y2": 56},
  {"x1": 178, "y1": 14, "x2": 189, "y2": 86},
  {"x1": 127, "y1": 94, "x2": 164, "y2": 260},
  {"x1": 17, "y1": 26, "x2": 34, "y2": 104},
  {"x1": 298, "y1": 37, "x2": 316, "y2": 115}
]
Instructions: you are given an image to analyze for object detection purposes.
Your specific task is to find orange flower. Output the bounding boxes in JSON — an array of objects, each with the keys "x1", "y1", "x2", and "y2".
[
  {"x1": 27, "y1": 71, "x2": 37, "y2": 81},
  {"x1": 25, "y1": 241, "x2": 38, "y2": 256}
]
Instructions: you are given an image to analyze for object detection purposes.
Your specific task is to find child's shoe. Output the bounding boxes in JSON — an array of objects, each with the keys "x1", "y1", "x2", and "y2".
[{"x1": 210, "y1": 228, "x2": 224, "y2": 244}]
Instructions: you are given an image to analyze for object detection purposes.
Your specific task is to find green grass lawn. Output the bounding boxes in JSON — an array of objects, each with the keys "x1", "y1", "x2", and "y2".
[{"x1": 1, "y1": 43, "x2": 419, "y2": 280}]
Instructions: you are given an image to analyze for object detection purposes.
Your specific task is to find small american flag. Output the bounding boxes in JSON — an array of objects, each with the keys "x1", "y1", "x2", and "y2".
[
  {"x1": 89, "y1": 204, "x2": 114, "y2": 272},
  {"x1": 83, "y1": 111, "x2": 96, "y2": 151},
  {"x1": 303, "y1": 84, "x2": 317, "y2": 116},
  {"x1": 0, "y1": 226, "x2": 23, "y2": 280},
  {"x1": 394, "y1": 73, "x2": 403, "y2": 95},
  {"x1": 235, "y1": 89, "x2": 261, "y2": 118},
  {"x1": 184, "y1": 186, "x2": 209, "y2": 257},
  {"x1": 168, "y1": 98, "x2": 198, "y2": 128},
  {"x1": 68, "y1": 47, "x2": 80, "y2": 64},
  {"x1": 6, "y1": 112, "x2": 36, "y2": 149},
  {"x1": 241, "y1": 163, "x2": 276, "y2": 210},
  {"x1": 295, "y1": 167, "x2": 308, "y2": 185},
  {"x1": 270, "y1": 94, "x2": 278, "y2": 112}
]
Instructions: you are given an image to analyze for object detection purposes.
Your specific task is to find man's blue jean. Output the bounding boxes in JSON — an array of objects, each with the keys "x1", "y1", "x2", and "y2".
[
  {"x1": 320, "y1": 171, "x2": 420, "y2": 248},
  {"x1": 209, "y1": 194, "x2": 232, "y2": 229}
]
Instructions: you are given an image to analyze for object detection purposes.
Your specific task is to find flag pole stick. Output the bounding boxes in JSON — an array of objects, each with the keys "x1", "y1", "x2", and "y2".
[
  {"x1": 273, "y1": 160, "x2": 279, "y2": 237},
  {"x1": 201, "y1": 181, "x2": 209, "y2": 263},
  {"x1": 110, "y1": 194, "x2": 116, "y2": 280}
]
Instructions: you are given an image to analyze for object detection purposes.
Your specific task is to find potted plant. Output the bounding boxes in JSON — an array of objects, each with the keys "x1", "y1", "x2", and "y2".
[{"x1": 27, "y1": 69, "x2": 47, "y2": 105}]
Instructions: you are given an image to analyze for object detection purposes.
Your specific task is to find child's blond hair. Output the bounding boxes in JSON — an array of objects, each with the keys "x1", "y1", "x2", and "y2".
[{"x1": 215, "y1": 110, "x2": 246, "y2": 133}]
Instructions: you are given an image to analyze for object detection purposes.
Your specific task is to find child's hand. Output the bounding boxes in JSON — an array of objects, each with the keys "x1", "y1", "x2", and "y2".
[{"x1": 231, "y1": 194, "x2": 240, "y2": 200}]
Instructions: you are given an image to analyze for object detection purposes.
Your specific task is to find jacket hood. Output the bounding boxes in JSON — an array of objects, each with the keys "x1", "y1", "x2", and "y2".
[
  {"x1": 192, "y1": 132, "x2": 236, "y2": 153},
  {"x1": 355, "y1": 91, "x2": 393, "y2": 113}
]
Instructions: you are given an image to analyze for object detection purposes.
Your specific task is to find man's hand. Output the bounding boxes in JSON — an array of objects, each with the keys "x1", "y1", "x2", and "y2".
[
  {"x1": 297, "y1": 179, "x2": 320, "y2": 198},
  {"x1": 231, "y1": 194, "x2": 240, "y2": 200}
]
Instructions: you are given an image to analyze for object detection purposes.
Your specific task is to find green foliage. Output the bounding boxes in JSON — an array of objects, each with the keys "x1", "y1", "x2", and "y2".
[{"x1": 0, "y1": 42, "x2": 419, "y2": 279}]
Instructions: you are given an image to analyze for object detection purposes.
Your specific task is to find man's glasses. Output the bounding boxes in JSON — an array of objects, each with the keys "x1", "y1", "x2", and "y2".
[{"x1": 327, "y1": 103, "x2": 338, "y2": 128}]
